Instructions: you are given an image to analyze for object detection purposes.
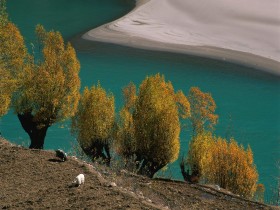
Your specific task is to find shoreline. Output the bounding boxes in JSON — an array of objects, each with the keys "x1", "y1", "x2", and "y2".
[
  {"x1": 82, "y1": 28, "x2": 280, "y2": 76},
  {"x1": 81, "y1": 0, "x2": 280, "y2": 76}
]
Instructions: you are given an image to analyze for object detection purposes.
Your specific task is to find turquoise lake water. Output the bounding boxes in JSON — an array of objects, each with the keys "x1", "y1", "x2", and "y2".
[{"x1": 1, "y1": 0, "x2": 279, "y2": 200}]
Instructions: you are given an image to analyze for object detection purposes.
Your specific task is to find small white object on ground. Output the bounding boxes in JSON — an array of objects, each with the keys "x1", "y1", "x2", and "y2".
[
  {"x1": 214, "y1": 185, "x2": 220, "y2": 190},
  {"x1": 72, "y1": 174, "x2": 85, "y2": 187},
  {"x1": 109, "y1": 182, "x2": 117, "y2": 187}
]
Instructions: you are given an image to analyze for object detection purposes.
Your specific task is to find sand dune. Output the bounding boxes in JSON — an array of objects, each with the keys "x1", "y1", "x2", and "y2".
[{"x1": 83, "y1": 0, "x2": 280, "y2": 74}]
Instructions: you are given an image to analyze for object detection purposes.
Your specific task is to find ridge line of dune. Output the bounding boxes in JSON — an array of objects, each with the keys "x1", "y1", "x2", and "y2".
[{"x1": 82, "y1": 0, "x2": 280, "y2": 75}]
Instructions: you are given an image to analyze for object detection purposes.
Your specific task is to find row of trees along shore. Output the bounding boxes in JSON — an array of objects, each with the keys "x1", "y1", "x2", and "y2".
[{"x1": 0, "y1": 0, "x2": 264, "y2": 201}]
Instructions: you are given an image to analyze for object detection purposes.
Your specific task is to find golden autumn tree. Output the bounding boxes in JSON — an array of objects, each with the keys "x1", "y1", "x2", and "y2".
[
  {"x1": 180, "y1": 131, "x2": 213, "y2": 183},
  {"x1": 180, "y1": 87, "x2": 218, "y2": 182},
  {"x1": 13, "y1": 25, "x2": 80, "y2": 149},
  {"x1": 206, "y1": 138, "x2": 258, "y2": 198},
  {"x1": 114, "y1": 82, "x2": 137, "y2": 159},
  {"x1": 116, "y1": 74, "x2": 190, "y2": 177},
  {"x1": 0, "y1": 0, "x2": 26, "y2": 116},
  {"x1": 183, "y1": 132, "x2": 259, "y2": 198},
  {"x1": 0, "y1": 63, "x2": 14, "y2": 116},
  {"x1": 71, "y1": 83, "x2": 115, "y2": 165},
  {"x1": 188, "y1": 87, "x2": 218, "y2": 135}
]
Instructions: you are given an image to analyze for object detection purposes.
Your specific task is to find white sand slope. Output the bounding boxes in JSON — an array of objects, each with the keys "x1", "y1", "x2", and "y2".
[{"x1": 83, "y1": 0, "x2": 280, "y2": 74}]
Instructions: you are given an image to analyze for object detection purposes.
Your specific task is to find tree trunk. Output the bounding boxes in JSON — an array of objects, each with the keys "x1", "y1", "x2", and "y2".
[
  {"x1": 103, "y1": 143, "x2": 111, "y2": 166},
  {"x1": 180, "y1": 162, "x2": 200, "y2": 183},
  {"x1": 28, "y1": 126, "x2": 48, "y2": 149},
  {"x1": 17, "y1": 112, "x2": 49, "y2": 149},
  {"x1": 138, "y1": 159, "x2": 164, "y2": 178},
  {"x1": 81, "y1": 140, "x2": 111, "y2": 166},
  {"x1": 180, "y1": 161, "x2": 190, "y2": 182}
]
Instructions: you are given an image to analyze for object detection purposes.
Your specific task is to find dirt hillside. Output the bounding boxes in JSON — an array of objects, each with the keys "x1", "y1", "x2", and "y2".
[{"x1": 0, "y1": 138, "x2": 277, "y2": 210}]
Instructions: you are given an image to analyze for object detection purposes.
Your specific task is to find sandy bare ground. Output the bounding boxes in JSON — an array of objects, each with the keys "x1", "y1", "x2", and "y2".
[
  {"x1": 82, "y1": 0, "x2": 280, "y2": 75},
  {"x1": 0, "y1": 138, "x2": 277, "y2": 210}
]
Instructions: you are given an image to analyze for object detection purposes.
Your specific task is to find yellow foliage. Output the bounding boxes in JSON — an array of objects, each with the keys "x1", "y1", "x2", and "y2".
[
  {"x1": 13, "y1": 25, "x2": 80, "y2": 127},
  {"x1": 186, "y1": 132, "x2": 214, "y2": 177},
  {"x1": 115, "y1": 108, "x2": 136, "y2": 157},
  {"x1": 134, "y1": 74, "x2": 182, "y2": 166},
  {"x1": 115, "y1": 74, "x2": 190, "y2": 176},
  {"x1": 0, "y1": 63, "x2": 13, "y2": 116},
  {"x1": 122, "y1": 82, "x2": 137, "y2": 111},
  {"x1": 176, "y1": 90, "x2": 191, "y2": 119},
  {"x1": 0, "y1": 19, "x2": 26, "y2": 74},
  {"x1": 188, "y1": 87, "x2": 218, "y2": 134},
  {"x1": 72, "y1": 83, "x2": 115, "y2": 149},
  {"x1": 0, "y1": 3, "x2": 26, "y2": 116},
  {"x1": 187, "y1": 132, "x2": 258, "y2": 198},
  {"x1": 114, "y1": 83, "x2": 137, "y2": 157},
  {"x1": 1, "y1": 5, "x2": 79, "y2": 148}
]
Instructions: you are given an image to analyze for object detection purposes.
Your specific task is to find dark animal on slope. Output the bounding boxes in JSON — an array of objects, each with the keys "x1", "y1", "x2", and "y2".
[{"x1": 55, "y1": 149, "x2": 67, "y2": 162}]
